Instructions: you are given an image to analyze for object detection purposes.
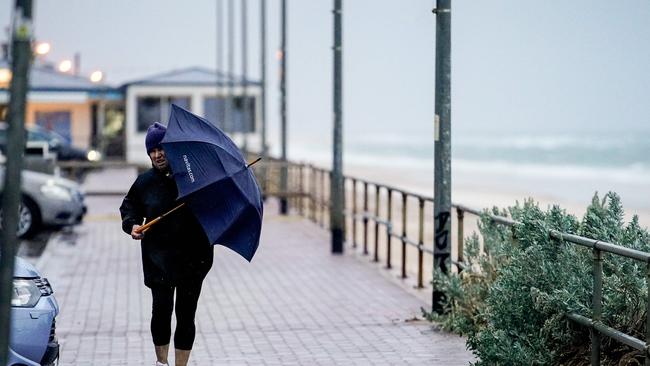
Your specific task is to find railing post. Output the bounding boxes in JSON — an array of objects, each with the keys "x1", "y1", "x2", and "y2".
[
  {"x1": 591, "y1": 248, "x2": 602, "y2": 366},
  {"x1": 310, "y1": 165, "x2": 317, "y2": 222},
  {"x1": 352, "y1": 178, "x2": 357, "y2": 248},
  {"x1": 417, "y1": 198, "x2": 424, "y2": 288},
  {"x1": 298, "y1": 164, "x2": 304, "y2": 216},
  {"x1": 363, "y1": 181, "x2": 369, "y2": 255},
  {"x1": 374, "y1": 185, "x2": 380, "y2": 262},
  {"x1": 315, "y1": 168, "x2": 320, "y2": 224},
  {"x1": 288, "y1": 164, "x2": 294, "y2": 213},
  {"x1": 401, "y1": 193, "x2": 408, "y2": 279},
  {"x1": 456, "y1": 207, "x2": 464, "y2": 270},
  {"x1": 645, "y1": 263, "x2": 650, "y2": 366},
  {"x1": 386, "y1": 189, "x2": 393, "y2": 269},
  {"x1": 320, "y1": 169, "x2": 325, "y2": 227}
]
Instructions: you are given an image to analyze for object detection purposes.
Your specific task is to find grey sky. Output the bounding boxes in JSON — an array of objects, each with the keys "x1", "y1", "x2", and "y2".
[{"x1": 1, "y1": 0, "x2": 649, "y2": 157}]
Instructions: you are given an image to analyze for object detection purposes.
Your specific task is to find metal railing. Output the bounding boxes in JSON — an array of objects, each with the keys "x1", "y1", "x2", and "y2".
[
  {"x1": 451, "y1": 209, "x2": 650, "y2": 366},
  {"x1": 254, "y1": 159, "x2": 650, "y2": 365}
]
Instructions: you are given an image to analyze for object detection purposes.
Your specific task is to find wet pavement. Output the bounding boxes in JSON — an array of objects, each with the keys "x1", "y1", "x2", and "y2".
[{"x1": 27, "y1": 168, "x2": 475, "y2": 365}]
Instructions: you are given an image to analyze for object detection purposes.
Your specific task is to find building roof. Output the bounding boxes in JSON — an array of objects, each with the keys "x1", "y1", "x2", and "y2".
[
  {"x1": 122, "y1": 66, "x2": 260, "y2": 87},
  {"x1": 0, "y1": 59, "x2": 118, "y2": 94}
]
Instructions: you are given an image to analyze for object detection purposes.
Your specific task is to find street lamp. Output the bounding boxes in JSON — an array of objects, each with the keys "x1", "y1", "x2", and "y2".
[
  {"x1": 58, "y1": 59, "x2": 72, "y2": 73},
  {"x1": 34, "y1": 42, "x2": 50, "y2": 56},
  {"x1": 90, "y1": 70, "x2": 103, "y2": 83},
  {"x1": 0, "y1": 68, "x2": 11, "y2": 86}
]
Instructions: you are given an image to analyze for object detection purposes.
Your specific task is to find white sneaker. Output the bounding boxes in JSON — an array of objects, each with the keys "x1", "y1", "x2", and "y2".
[{"x1": 155, "y1": 362, "x2": 168, "y2": 366}]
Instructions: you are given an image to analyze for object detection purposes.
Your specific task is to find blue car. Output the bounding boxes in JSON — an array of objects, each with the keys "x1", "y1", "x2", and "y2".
[{"x1": 7, "y1": 257, "x2": 59, "y2": 366}]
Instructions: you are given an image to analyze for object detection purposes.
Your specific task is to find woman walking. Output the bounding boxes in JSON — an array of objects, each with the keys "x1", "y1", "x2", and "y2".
[{"x1": 120, "y1": 122, "x2": 214, "y2": 366}]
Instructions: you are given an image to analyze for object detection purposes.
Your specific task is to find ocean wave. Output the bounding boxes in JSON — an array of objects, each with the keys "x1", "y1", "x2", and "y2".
[
  {"x1": 454, "y1": 159, "x2": 650, "y2": 185},
  {"x1": 457, "y1": 132, "x2": 650, "y2": 150},
  {"x1": 345, "y1": 131, "x2": 650, "y2": 152}
]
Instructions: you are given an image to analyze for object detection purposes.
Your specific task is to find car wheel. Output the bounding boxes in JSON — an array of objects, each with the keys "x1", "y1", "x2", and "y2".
[
  {"x1": 0, "y1": 195, "x2": 41, "y2": 238},
  {"x1": 17, "y1": 196, "x2": 41, "y2": 238}
]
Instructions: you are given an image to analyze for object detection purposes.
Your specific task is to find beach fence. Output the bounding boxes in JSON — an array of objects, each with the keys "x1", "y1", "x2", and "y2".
[
  {"x1": 253, "y1": 158, "x2": 650, "y2": 366},
  {"x1": 252, "y1": 157, "x2": 481, "y2": 289}
]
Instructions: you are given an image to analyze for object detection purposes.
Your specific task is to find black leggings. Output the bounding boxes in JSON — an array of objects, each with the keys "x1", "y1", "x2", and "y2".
[{"x1": 150, "y1": 281, "x2": 203, "y2": 350}]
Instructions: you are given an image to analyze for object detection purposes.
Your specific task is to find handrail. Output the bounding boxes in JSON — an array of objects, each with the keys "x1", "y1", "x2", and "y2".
[{"x1": 550, "y1": 230, "x2": 650, "y2": 263}]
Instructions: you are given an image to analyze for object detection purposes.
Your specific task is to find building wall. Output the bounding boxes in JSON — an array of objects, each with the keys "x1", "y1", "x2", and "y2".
[
  {"x1": 125, "y1": 84, "x2": 262, "y2": 165},
  {"x1": 25, "y1": 101, "x2": 92, "y2": 149}
]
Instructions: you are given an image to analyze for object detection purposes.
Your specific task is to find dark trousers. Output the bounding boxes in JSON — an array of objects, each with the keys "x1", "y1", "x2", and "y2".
[{"x1": 150, "y1": 281, "x2": 203, "y2": 350}]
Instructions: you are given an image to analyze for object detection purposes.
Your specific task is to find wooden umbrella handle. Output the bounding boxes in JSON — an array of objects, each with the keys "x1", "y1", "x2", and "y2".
[
  {"x1": 134, "y1": 202, "x2": 185, "y2": 234},
  {"x1": 247, "y1": 157, "x2": 262, "y2": 168}
]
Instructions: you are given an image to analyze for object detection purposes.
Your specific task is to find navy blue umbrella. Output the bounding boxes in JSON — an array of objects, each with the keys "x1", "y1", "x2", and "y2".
[{"x1": 159, "y1": 104, "x2": 263, "y2": 261}]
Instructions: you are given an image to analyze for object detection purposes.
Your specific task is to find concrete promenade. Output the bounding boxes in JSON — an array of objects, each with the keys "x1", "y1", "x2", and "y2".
[{"x1": 31, "y1": 169, "x2": 474, "y2": 365}]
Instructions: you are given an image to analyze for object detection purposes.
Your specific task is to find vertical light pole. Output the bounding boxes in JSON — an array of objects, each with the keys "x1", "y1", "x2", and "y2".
[
  {"x1": 226, "y1": 0, "x2": 235, "y2": 133},
  {"x1": 279, "y1": 0, "x2": 288, "y2": 214},
  {"x1": 241, "y1": 0, "x2": 249, "y2": 153},
  {"x1": 330, "y1": 0, "x2": 344, "y2": 253},
  {"x1": 432, "y1": 0, "x2": 452, "y2": 313},
  {"x1": 260, "y1": 0, "x2": 268, "y2": 194},
  {"x1": 0, "y1": 1, "x2": 32, "y2": 364},
  {"x1": 216, "y1": 0, "x2": 224, "y2": 125}
]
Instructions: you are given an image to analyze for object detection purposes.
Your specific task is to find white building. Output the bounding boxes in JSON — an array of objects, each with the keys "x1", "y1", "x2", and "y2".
[{"x1": 123, "y1": 67, "x2": 262, "y2": 165}]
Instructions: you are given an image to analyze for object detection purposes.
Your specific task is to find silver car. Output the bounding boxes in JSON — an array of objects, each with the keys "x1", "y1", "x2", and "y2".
[{"x1": 0, "y1": 166, "x2": 86, "y2": 237}]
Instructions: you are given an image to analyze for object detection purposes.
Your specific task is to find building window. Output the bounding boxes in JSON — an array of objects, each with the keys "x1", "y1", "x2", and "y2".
[
  {"x1": 203, "y1": 97, "x2": 227, "y2": 129},
  {"x1": 202, "y1": 96, "x2": 256, "y2": 133},
  {"x1": 136, "y1": 96, "x2": 190, "y2": 132},
  {"x1": 34, "y1": 111, "x2": 72, "y2": 143},
  {"x1": 233, "y1": 96, "x2": 256, "y2": 133}
]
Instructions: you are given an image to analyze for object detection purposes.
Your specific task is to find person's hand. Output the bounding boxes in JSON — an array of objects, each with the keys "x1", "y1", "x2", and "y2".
[{"x1": 131, "y1": 224, "x2": 144, "y2": 240}]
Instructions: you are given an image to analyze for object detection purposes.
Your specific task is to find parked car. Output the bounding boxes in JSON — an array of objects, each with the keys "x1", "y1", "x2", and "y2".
[
  {"x1": 0, "y1": 122, "x2": 102, "y2": 162},
  {"x1": 7, "y1": 256, "x2": 59, "y2": 366},
  {"x1": 0, "y1": 163, "x2": 86, "y2": 238}
]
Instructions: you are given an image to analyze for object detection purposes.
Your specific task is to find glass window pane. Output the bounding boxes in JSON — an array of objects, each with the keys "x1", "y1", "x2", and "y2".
[
  {"x1": 170, "y1": 96, "x2": 190, "y2": 110},
  {"x1": 161, "y1": 96, "x2": 191, "y2": 124},
  {"x1": 244, "y1": 96, "x2": 256, "y2": 133},
  {"x1": 232, "y1": 96, "x2": 256, "y2": 133},
  {"x1": 137, "y1": 97, "x2": 161, "y2": 132},
  {"x1": 34, "y1": 111, "x2": 72, "y2": 143},
  {"x1": 203, "y1": 97, "x2": 226, "y2": 129}
]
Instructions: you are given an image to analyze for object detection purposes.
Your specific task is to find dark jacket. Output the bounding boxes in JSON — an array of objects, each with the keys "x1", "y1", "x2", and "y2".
[{"x1": 120, "y1": 167, "x2": 213, "y2": 287}]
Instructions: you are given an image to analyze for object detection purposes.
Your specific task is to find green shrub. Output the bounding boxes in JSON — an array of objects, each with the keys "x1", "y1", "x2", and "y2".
[{"x1": 427, "y1": 192, "x2": 650, "y2": 365}]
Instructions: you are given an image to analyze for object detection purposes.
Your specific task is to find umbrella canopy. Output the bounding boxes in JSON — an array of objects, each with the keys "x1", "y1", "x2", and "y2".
[{"x1": 161, "y1": 104, "x2": 263, "y2": 261}]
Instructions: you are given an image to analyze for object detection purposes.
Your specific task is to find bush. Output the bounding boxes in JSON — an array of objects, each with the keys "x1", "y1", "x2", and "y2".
[{"x1": 427, "y1": 192, "x2": 650, "y2": 365}]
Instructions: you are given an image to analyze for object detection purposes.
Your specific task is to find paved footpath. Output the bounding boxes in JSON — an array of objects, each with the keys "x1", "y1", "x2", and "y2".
[{"x1": 33, "y1": 170, "x2": 474, "y2": 365}]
